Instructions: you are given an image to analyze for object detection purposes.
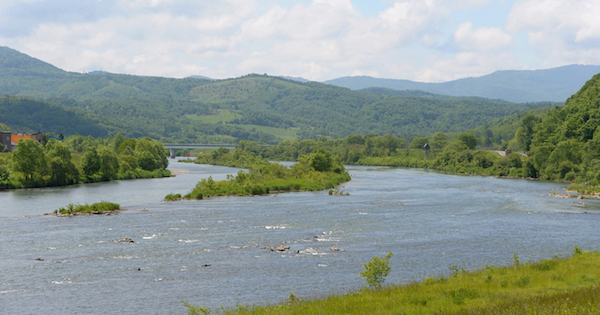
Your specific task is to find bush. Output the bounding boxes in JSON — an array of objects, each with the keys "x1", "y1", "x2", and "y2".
[{"x1": 360, "y1": 252, "x2": 393, "y2": 289}]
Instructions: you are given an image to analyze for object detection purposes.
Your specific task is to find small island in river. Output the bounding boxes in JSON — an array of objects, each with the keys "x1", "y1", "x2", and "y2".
[
  {"x1": 168, "y1": 147, "x2": 351, "y2": 200},
  {"x1": 44, "y1": 201, "x2": 122, "y2": 216}
]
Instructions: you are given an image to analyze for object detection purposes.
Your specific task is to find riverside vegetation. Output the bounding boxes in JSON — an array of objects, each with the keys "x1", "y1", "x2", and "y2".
[
  {"x1": 181, "y1": 247, "x2": 600, "y2": 314},
  {"x1": 222, "y1": 72, "x2": 600, "y2": 197},
  {"x1": 168, "y1": 147, "x2": 350, "y2": 200},
  {"x1": 0, "y1": 132, "x2": 170, "y2": 189},
  {"x1": 50, "y1": 201, "x2": 121, "y2": 216}
]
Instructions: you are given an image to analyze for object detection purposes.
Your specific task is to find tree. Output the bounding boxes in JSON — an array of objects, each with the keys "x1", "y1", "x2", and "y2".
[
  {"x1": 12, "y1": 139, "x2": 46, "y2": 180},
  {"x1": 99, "y1": 146, "x2": 119, "y2": 180},
  {"x1": 82, "y1": 147, "x2": 101, "y2": 176},
  {"x1": 360, "y1": 252, "x2": 393, "y2": 289},
  {"x1": 516, "y1": 114, "x2": 539, "y2": 151},
  {"x1": 113, "y1": 132, "x2": 126, "y2": 151},
  {"x1": 457, "y1": 133, "x2": 477, "y2": 150},
  {"x1": 135, "y1": 138, "x2": 168, "y2": 170},
  {"x1": 431, "y1": 132, "x2": 448, "y2": 151},
  {"x1": 45, "y1": 140, "x2": 79, "y2": 185},
  {"x1": 346, "y1": 134, "x2": 365, "y2": 145},
  {"x1": 308, "y1": 147, "x2": 332, "y2": 172},
  {"x1": 411, "y1": 137, "x2": 429, "y2": 149}
]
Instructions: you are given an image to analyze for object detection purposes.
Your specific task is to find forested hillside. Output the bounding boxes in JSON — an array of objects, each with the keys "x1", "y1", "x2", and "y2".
[
  {"x1": 0, "y1": 46, "x2": 548, "y2": 142},
  {"x1": 524, "y1": 72, "x2": 600, "y2": 181},
  {"x1": 0, "y1": 94, "x2": 109, "y2": 137}
]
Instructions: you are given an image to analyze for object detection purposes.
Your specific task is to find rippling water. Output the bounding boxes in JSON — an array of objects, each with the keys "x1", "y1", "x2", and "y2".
[{"x1": 1, "y1": 160, "x2": 600, "y2": 314}]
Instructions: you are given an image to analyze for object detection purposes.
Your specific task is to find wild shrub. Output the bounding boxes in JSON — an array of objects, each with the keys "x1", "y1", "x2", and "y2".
[
  {"x1": 449, "y1": 288, "x2": 480, "y2": 305},
  {"x1": 164, "y1": 193, "x2": 182, "y2": 201},
  {"x1": 360, "y1": 252, "x2": 393, "y2": 289},
  {"x1": 515, "y1": 276, "x2": 531, "y2": 288}
]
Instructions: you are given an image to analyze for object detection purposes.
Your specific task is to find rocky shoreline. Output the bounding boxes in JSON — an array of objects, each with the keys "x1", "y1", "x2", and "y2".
[{"x1": 42, "y1": 209, "x2": 124, "y2": 216}]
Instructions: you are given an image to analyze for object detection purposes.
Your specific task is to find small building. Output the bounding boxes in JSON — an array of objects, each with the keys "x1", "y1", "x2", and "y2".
[
  {"x1": 0, "y1": 131, "x2": 43, "y2": 151},
  {"x1": 0, "y1": 131, "x2": 11, "y2": 151}
]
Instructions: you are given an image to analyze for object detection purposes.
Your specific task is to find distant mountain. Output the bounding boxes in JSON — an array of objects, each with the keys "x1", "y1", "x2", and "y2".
[
  {"x1": 325, "y1": 65, "x2": 600, "y2": 103},
  {"x1": 187, "y1": 75, "x2": 214, "y2": 80},
  {"x1": 279, "y1": 76, "x2": 309, "y2": 83}
]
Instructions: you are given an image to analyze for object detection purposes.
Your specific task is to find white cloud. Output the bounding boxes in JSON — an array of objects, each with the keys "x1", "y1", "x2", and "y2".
[
  {"x1": 0, "y1": 0, "x2": 595, "y2": 83},
  {"x1": 507, "y1": 0, "x2": 600, "y2": 66},
  {"x1": 454, "y1": 21, "x2": 512, "y2": 51}
]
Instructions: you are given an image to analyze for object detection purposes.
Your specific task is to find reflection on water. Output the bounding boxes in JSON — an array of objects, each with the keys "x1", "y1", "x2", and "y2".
[{"x1": 1, "y1": 160, "x2": 600, "y2": 314}]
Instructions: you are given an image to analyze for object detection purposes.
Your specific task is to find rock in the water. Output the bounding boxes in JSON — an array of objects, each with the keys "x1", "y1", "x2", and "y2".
[
  {"x1": 274, "y1": 245, "x2": 290, "y2": 252},
  {"x1": 119, "y1": 238, "x2": 134, "y2": 243},
  {"x1": 35, "y1": 258, "x2": 44, "y2": 261}
]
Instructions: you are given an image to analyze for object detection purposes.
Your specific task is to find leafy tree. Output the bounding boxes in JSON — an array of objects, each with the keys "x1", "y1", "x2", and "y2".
[
  {"x1": 411, "y1": 137, "x2": 429, "y2": 149},
  {"x1": 135, "y1": 137, "x2": 168, "y2": 171},
  {"x1": 431, "y1": 132, "x2": 448, "y2": 151},
  {"x1": 457, "y1": 133, "x2": 477, "y2": 150},
  {"x1": 360, "y1": 252, "x2": 393, "y2": 289},
  {"x1": 113, "y1": 132, "x2": 126, "y2": 151},
  {"x1": 346, "y1": 134, "x2": 365, "y2": 145},
  {"x1": 99, "y1": 146, "x2": 119, "y2": 180},
  {"x1": 45, "y1": 140, "x2": 79, "y2": 185},
  {"x1": 82, "y1": 147, "x2": 101, "y2": 176},
  {"x1": 308, "y1": 148, "x2": 332, "y2": 172},
  {"x1": 12, "y1": 138, "x2": 46, "y2": 180},
  {"x1": 516, "y1": 113, "x2": 539, "y2": 151}
]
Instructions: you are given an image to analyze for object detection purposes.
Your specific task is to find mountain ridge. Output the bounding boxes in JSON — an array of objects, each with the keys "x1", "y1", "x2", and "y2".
[{"x1": 324, "y1": 65, "x2": 600, "y2": 103}]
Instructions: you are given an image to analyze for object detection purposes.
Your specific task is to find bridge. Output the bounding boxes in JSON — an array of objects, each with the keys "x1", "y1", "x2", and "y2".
[
  {"x1": 163, "y1": 143, "x2": 272, "y2": 158},
  {"x1": 163, "y1": 144, "x2": 237, "y2": 158}
]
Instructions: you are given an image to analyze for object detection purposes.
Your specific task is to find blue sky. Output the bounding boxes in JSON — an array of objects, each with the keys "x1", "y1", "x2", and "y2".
[{"x1": 0, "y1": 0, "x2": 598, "y2": 82}]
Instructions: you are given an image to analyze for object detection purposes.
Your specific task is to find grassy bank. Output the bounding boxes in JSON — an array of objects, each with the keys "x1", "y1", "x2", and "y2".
[{"x1": 183, "y1": 248, "x2": 600, "y2": 314}]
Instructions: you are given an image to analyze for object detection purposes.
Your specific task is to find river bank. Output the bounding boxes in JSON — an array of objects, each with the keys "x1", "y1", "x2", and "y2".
[{"x1": 188, "y1": 248, "x2": 600, "y2": 314}]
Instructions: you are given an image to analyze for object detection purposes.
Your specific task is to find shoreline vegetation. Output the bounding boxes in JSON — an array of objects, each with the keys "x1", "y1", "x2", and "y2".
[
  {"x1": 182, "y1": 248, "x2": 600, "y2": 314},
  {"x1": 0, "y1": 133, "x2": 171, "y2": 191},
  {"x1": 168, "y1": 147, "x2": 350, "y2": 200},
  {"x1": 44, "y1": 201, "x2": 121, "y2": 216}
]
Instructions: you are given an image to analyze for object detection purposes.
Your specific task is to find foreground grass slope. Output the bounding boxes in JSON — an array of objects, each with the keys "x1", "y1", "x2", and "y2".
[{"x1": 185, "y1": 248, "x2": 600, "y2": 314}]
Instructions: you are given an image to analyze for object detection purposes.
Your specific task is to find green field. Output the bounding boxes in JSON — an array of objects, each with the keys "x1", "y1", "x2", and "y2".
[
  {"x1": 186, "y1": 110, "x2": 242, "y2": 124},
  {"x1": 236, "y1": 124, "x2": 299, "y2": 141}
]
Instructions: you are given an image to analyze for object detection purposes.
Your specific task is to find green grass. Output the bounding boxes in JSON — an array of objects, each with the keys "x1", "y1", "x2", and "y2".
[
  {"x1": 182, "y1": 248, "x2": 600, "y2": 315},
  {"x1": 186, "y1": 110, "x2": 242, "y2": 124},
  {"x1": 236, "y1": 125, "x2": 299, "y2": 141},
  {"x1": 53, "y1": 201, "x2": 120, "y2": 215}
]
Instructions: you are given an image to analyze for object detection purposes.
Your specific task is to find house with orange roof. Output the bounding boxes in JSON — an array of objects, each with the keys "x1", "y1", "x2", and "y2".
[{"x1": 0, "y1": 131, "x2": 43, "y2": 151}]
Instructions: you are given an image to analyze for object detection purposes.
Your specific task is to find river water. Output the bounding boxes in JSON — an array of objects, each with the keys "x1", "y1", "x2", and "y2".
[{"x1": 1, "y1": 160, "x2": 600, "y2": 314}]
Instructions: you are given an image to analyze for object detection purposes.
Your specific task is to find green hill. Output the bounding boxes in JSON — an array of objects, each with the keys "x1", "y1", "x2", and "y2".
[
  {"x1": 525, "y1": 73, "x2": 600, "y2": 181},
  {"x1": 0, "y1": 46, "x2": 551, "y2": 142}
]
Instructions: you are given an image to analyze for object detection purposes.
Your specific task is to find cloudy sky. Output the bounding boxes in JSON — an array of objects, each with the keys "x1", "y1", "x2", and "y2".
[{"x1": 0, "y1": 0, "x2": 598, "y2": 82}]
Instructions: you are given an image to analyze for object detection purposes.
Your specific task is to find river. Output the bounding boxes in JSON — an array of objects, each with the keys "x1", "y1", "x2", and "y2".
[{"x1": 1, "y1": 159, "x2": 599, "y2": 314}]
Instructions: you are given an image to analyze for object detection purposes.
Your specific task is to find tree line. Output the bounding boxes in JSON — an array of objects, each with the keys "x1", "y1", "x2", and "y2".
[{"x1": 0, "y1": 133, "x2": 169, "y2": 189}]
